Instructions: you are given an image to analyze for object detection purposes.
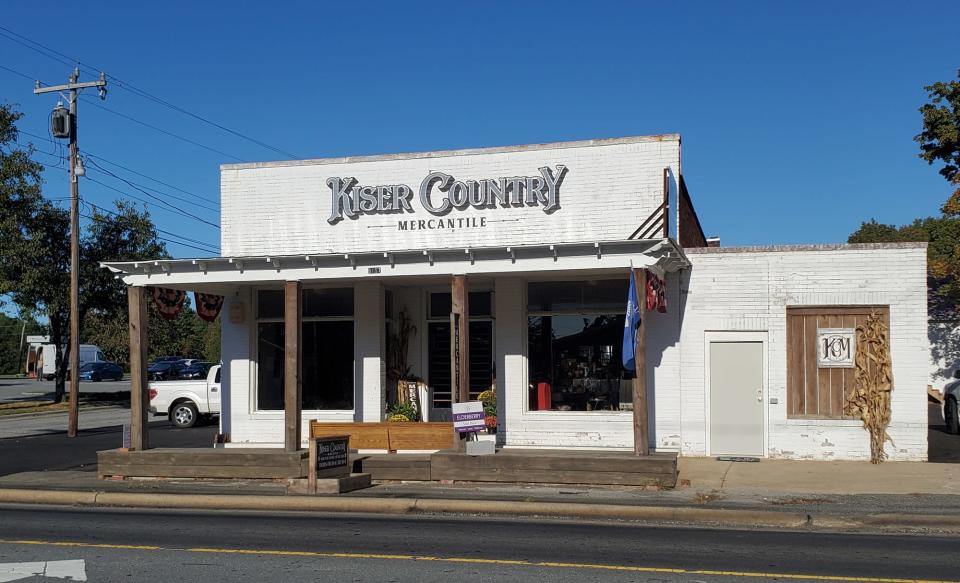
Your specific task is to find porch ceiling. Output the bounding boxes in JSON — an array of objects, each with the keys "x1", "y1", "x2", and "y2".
[{"x1": 100, "y1": 238, "x2": 689, "y2": 289}]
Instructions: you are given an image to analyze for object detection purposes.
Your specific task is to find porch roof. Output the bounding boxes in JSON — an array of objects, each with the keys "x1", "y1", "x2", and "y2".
[{"x1": 100, "y1": 238, "x2": 689, "y2": 291}]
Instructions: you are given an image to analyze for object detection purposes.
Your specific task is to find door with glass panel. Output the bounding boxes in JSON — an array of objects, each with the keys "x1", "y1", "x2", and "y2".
[{"x1": 426, "y1": 291, "x2": 493, "y2": 421}]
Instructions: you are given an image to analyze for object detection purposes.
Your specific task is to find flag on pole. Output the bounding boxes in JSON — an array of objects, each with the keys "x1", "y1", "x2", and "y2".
[{"x1": 622, "y1": 271, "x2": 641, "y2": 370}]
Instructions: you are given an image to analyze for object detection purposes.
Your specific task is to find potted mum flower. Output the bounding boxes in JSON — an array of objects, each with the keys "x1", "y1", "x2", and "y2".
[{"x1": 478, "y1": 388, "x2": 497, "y2": 434}]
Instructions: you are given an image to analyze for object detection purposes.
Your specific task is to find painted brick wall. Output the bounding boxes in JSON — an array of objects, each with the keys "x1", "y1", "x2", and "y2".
[
  {"x1": 220, "y1": 136, "x2": 681, "y2": 257},
  {"x1": 680, "y1": 244, "x2": 930, "y2": 461}
]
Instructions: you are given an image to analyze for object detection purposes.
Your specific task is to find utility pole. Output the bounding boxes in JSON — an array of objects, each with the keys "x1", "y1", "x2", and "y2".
[
  {"x1": 17, "y1": 320, "x2": 26, "y2": 377},
  {"x1": 34, "y1": 68, "x2": 107, "y2": 437}
]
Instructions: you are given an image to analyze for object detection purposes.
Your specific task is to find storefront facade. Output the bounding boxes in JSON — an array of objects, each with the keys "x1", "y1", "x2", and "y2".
[{"x1": 104, "y1": 134, "x2": 931, "y2": 461}]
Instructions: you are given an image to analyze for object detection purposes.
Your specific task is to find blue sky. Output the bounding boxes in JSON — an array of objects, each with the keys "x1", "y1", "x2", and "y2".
[{"x1": 1, "y1": 1, "x2": 958, "y2": 256}]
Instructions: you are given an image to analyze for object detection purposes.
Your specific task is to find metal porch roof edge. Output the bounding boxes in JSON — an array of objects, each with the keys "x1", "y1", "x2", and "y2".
[{"x1": 101, "y1": 238, "x2": 689, "y2": 286}]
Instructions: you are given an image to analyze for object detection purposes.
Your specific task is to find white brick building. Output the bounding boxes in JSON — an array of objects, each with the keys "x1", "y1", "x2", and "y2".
[{"x1": 105, "y1": 134, "x2": 930, "y2": 461}]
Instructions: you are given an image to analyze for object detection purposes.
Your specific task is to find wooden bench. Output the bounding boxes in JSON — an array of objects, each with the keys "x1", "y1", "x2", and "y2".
[{"x1": 309, "y1": 421, "x2": 456, "y2": 453}]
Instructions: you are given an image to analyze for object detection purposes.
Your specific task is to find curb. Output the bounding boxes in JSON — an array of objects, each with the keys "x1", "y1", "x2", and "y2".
[{"x1": 3, "y1": 487, "x2": 950, "y2": 531}]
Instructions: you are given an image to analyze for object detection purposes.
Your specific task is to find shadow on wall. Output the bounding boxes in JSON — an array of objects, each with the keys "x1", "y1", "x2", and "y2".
[
  {"x1": 929, "y1": 321, "x2": 960, "y2": 387},
  {"x1": 644, "y1": 269, "x2": 690, "y2": 449}
]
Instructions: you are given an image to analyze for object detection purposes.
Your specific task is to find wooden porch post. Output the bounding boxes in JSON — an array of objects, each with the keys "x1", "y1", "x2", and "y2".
[
  {"x1": 128, "y1": 286, "x2": 149, "y2": 451},
  {"x1": 284, "y1": 280, "x2": 302, "y2": 452},
  {"x1": 450, "y1": 275, "x2": 470, "y2": 404},
  {"x1": 633, "y1": 269, "x2": 650, "y2": 456}
]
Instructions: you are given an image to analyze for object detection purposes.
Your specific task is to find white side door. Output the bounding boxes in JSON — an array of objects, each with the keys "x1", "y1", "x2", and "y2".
[{"x1": 710, "y1": 341, "x2": 764, "y2": 457}]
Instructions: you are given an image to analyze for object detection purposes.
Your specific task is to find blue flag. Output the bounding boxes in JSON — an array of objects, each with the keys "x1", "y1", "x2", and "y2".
[{"x1": 622, "y1": 272, "x2": 641, "y2": 370}]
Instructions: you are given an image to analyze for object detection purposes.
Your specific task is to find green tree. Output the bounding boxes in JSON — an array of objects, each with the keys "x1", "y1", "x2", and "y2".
[
  {"x1": 0, "y1": 312, "x2": 43, "y2": 375},
  {"x1": 849, "y1": 216, "x2": 960, "y2": 302},
  {"x1": 202, "y1": 314, "x2": 221, "y2": 363},
  {"x1": 0, "y1": 104, "x2": 170, "y2": 400},
  {"x1": 847, "y1": 219, "x2": 906, "y2": 244},
  {"x1": 916, "y1": 69, "x2": 960, "y2": 216}
]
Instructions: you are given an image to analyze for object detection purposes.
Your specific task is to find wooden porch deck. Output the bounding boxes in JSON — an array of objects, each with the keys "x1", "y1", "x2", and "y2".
[
  {"x1": 355, "y1": 449, "x2": 678, "y2": 487},
  {"x1": 98, "y1": 448, "x2": 310, "y2": 479},
  {"x1": 98, "y1": 447, "x2": 677, "y2": 488}
]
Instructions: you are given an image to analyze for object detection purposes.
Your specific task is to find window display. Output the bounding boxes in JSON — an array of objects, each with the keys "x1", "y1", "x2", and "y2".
[{"x1": 527, "y1": 281, "x2": 633, "y2": 412}]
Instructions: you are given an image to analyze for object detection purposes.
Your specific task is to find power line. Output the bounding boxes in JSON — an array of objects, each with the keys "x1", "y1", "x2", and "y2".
[
  {"x1": 0, "y1": 28, "x2": 79, "y2": 70},
  {"x1": 107, "y1": 81, "x2": 300, "y2": 159},
  {"x1": 19, "y1": 142, "x2": 220, "y2": 229},
  {"x1": 84, "y1": 153, "x2": 219, "y2": 208},
  {"x1": 79, "y1": 97, "x2": 246, "y2": 162},
  {"x1": 84, "y1": 175, "x2": 220, "y2": 230},
  {"x1": 0, "y1": 63, "x2": 37, "y2": 82},
  {"x1": 79, "y1": 199, "x2": 219, "y2": 253},
  {"x1": 84, "y1": 158, "x2": 219, "y2": 227},
  {"x1": 34, "y1": 152, "x2": 220, "y2": 229},
  {"x1": 80, "y1": 211, "x2": 217, "y2": 255},
  {"x1": 27, "y1": 154, "x2": 220, "y2": 232},
  {"x1": 18, "y1": 129, "x2": 218, "y2": 208},
  {"x1": 0, "y1": 24, "x2": 300, "y2": 159},
  {"x1": 83, "y1": 157, "x2": 219, "y2": 213},
  {"x1": 19, "y1": 152, "x2": 219, "y2": 253},
  {"x1": 1, "y1": 60, "x2": 249, "y2": 163}
]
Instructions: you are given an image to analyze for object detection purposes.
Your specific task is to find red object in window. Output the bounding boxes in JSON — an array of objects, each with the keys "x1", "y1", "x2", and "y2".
[{"x1": 537, "y1": 382, "x2": 552, "y2": 411}]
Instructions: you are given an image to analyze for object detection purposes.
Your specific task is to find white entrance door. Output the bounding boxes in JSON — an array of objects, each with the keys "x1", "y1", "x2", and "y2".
[{"x1": 709, "y1": 341, "x2": 764, "y2": 457}]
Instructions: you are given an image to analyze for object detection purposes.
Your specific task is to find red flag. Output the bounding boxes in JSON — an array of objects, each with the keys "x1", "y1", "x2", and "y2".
[
  {"x1": 150, "y1": 287, "x2": 186, "y2": 320},
  {"x1": 645, "y1": 270, "x2": 667, "y2": 314},
  {"x1": 195, "y1": 292, "x2": 224, "y2": 323}
]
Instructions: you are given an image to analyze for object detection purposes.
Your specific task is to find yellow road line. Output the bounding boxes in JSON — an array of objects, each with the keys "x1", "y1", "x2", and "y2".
[{"x1": 0, "y1": 538, "x2": 953, "y2": 583}]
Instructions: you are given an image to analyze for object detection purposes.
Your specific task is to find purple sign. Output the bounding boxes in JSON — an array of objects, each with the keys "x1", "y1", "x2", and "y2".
[{"x1": 452, "y1": 401, "x2": 486, "y2": 434}]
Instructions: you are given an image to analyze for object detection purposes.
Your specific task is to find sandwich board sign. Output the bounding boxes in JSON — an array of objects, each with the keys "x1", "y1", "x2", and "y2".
[{"x1": 452, "y1": 401, "x2": 485, "y2": 434}]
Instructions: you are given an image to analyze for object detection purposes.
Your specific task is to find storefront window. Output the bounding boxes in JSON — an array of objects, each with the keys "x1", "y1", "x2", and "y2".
[
  {"x1": 527, "y1": 281, "x2": 633, "y2": 412},
  {"x1": 427, "y1": 291, "x2": 494, "y2": 408},
  {"x1": 256, "y1": 288, "x2": 354, "y2": 411}
]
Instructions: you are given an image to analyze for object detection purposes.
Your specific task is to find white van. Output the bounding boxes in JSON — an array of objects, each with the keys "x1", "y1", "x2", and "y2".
[
  {"x1": 27, "y1": 343, "x2": 106, "y2": 380},
  {"x1": 75, "y1": 344, "x2": 107, "y2": 368}
]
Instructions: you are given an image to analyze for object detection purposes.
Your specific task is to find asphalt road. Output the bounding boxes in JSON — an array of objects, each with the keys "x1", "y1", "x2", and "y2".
[
  {"x1": 0, "y1": 377, "x2": 130, "y2": 403},
  {"x1": 0, "y1": 416, "x2": 215, "y2": 475},
  {"x1": 0, "y1": 505, "x2": 954, "y2": 583}
]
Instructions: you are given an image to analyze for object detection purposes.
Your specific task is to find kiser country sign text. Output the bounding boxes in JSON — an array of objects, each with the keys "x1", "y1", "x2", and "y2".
[{"x1": 326, "y1": 165, "x2": 567, "y2": 225}]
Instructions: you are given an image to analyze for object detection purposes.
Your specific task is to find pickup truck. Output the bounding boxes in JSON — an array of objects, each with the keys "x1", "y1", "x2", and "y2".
[
  {"x1": 943, "y1": 368, "x2": 960, "y2": 434},
  {"x1": 149, "y1": 364, "x2": 221, "y2": 428}
]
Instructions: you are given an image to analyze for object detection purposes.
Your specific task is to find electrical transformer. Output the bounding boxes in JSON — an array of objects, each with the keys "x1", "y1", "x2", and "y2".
[{"x1": 51, "y1": 104, "x2": 71, "y2": 139}]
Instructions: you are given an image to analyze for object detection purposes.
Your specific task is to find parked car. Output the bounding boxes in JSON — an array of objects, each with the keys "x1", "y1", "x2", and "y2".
[
  {"x1": 943, "y1": 369, "x2": 960, "y2": 434},
  {"x1": 149, "y1": 364, "x2": 221, "y2": 428},
  {"x1": 176, "y1": 358, "x2": 204, "y2": 367},
  {"x1": 147, "y1": 360, "x2": 184, "y2": 381},
  {"x1": 177, "y1": 361, "x2": 213, "y2": 380},
  {"x1": 60, "y1": 344, "x2": 109, "y2": 381},
  {"x1": 151, "y1": 356, "x2": 183, "y2": 365},
  {"x1": 77, "y1": 361, "x2": 124, "y2": 382}
]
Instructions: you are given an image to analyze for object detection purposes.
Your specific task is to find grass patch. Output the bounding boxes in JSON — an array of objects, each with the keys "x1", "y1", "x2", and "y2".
[
  {"x1": 0, "y1": 392, "x2": 131, "y2": 416},
  {"x1": 0, "y1": 401, "x2": 69, "y2": 416}
]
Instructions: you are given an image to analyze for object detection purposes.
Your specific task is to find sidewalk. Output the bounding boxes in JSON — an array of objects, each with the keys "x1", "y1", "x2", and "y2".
[{"x1": 2, "y1": 456, "x2": 960, "y2": 533}]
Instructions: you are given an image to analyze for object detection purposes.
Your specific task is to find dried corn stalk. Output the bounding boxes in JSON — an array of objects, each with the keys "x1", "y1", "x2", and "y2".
[{"x1": 844, "y1": 311, "x2": 893, "y2": 463}]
